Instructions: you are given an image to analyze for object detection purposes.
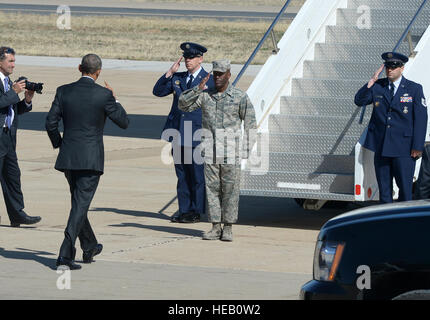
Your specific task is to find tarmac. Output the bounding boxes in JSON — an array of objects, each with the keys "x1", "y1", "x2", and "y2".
[
  {"x1": 0, "y1": 0, "x2": 302, "y2": 13},
  {"x1": 0, "y1": 56, "x2": 350, "y2": 301}
]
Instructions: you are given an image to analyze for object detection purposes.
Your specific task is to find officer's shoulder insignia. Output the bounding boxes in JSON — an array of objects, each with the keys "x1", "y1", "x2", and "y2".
[{"x1": 423, "y1": 98, "x2": 427, "y2": 107}]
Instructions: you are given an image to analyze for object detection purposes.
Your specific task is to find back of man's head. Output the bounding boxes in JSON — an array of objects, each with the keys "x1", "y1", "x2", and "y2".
[{"x1": 80, "y1": 54, "x2": 102, "y2": 74}]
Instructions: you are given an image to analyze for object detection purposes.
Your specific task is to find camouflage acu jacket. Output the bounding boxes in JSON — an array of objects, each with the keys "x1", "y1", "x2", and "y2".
[{"x1": 178, "y1": 83, "x2": 257, "y2": 161}]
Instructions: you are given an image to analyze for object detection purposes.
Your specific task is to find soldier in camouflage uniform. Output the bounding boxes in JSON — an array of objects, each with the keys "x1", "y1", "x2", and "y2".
[{"x1": 178, "y1": 59, "x2": 257, "y2": 241}]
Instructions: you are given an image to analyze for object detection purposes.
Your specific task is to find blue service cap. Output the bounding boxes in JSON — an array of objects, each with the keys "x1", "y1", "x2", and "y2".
[
  {"x1": 382, "y1": 52, "x2": 409, "y2": 66},
  {"x1": 180, "y1": 42, "x2": 207, "y2": 58}
]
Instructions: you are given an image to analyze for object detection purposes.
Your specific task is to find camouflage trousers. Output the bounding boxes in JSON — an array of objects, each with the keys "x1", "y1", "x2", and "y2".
[{"x1": 204, "y1": 163, "x2": 241, "y2": 224}]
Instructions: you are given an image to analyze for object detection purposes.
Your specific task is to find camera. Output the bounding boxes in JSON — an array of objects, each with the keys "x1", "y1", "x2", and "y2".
[{"x1": 16, "y1": 76, "x2": 43, "y2": 94}]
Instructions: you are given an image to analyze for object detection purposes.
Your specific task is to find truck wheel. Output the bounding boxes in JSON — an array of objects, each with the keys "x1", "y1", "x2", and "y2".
[{"x1": 392, "y1": 290, "x2": 430, "y2": 300}]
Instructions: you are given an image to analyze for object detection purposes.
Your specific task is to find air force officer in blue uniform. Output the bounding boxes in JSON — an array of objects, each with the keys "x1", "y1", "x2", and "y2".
[
  {"x1": 355, "y1": 52, "x2": 428, "y2": 203},
  {"x1": 153, "y1": 42, "x2": 214, "y2": 223}
]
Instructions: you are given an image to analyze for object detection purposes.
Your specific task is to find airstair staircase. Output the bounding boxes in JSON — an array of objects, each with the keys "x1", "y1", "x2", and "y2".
[{"x1": 240, "y1": 0, "x2": 430, "y2": 207}]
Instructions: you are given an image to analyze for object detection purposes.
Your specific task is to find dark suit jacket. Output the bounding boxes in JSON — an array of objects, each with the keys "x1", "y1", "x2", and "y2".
[
  {"x1": 355, "y1": 76, "x2": 428, "y2": 157},
  {"x1": 153, "y1": 68, "x2": 214, "y2": 147},
  {"x1": 45, "y1": 77, "x2": 129, "y2": 174},
  {"x1": 0, "y1": 77, "x2": 32, "y2": 155}
]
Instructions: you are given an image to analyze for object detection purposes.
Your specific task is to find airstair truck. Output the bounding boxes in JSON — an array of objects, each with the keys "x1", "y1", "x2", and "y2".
[{"x1": 240, "y1": 0, "x2": 430, "y2": 210}]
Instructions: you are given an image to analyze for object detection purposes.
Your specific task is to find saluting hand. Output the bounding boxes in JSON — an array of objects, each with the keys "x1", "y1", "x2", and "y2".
[
  {"x1": 166, "y1": 57, "x2": 182, "y2": 78},
  {"x1": 105, "y1": 81, "x2": 116, "y2": 99},
  {"x1": 367, "y1": 64, "x2": 385, "y2": 88},
  {"x1": 411, "y1": 149, "x2": 423, "y2": 159},
  {"x1": 198, "y1": 72, "x2": 210, "y2": 91}
]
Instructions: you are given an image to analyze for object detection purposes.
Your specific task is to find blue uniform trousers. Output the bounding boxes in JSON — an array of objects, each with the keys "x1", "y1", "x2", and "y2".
[
  {"x1": 173, "y1": 146, "x2": 205, "y2": 214},
  {"x1": 374, "y1": 154, "x2": 416, "y2": 203}
]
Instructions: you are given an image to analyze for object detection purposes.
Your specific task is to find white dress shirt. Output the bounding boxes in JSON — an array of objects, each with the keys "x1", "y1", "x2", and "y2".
[
  {"x1": 186, "y1": 67, "x2": 202, "y2": 85},
  {"x1": 390, "y1": 76, "x2": 403, "y2": 96}
]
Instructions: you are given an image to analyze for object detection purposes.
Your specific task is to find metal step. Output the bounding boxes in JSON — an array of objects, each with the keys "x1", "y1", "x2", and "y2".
[
  {"x1": 336, "y1": 8, "x2": 430, "y2": 29},
  {"x1": 266, "y1": 133, "x2": 360, "y2": 155},
  {"x1": 240, "y1": 189, "x2": 355, "y2": 201},
  {"x1": 280, "y1": 95, "x2": 372, "y2": 116},
  {"x1": 269, "y1": 114, "x2": 367, "y2": 136},
  {"x1": 303, "y1": 61, "x2": 385, "y2": 80},
  {"x1": 291, "y1": 78, "x2": 365, "y2": 97},
  {"x1": 313, "y1": 43, "x2": 411, "y2": 63},
  {"x1": 240, "y1": 171, "x2": 355, "y2": 195},
  {"x1": 267, "y1": 153, "x2": 354, "y2": 174},
  {"x1": 325, "y1": 25, "x2": 426, "y2": 45},
  {"x1": 347, "y1": 0, "x2": 428, "y2": 10}
]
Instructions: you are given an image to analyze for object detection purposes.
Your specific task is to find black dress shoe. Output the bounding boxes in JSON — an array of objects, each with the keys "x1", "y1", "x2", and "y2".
[
  {"x1": 56, "y1": 256, "x2": 82, "y2": 270},
  {"x1": 170, "y1": 212, "x2": 184, "y2": 223},
  {"x1": 83, "y1": 243, "x2": 103, "y2": 263},
  {"x1": 178, "y1": 212, "x2": 200, "y2": 223},
  {"x1": 10, "y1": 215, "x2": 42, "y2": 227}
]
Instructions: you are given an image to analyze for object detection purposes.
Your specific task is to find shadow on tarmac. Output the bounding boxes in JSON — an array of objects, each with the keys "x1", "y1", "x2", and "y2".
[
  {"x1": 90, "y1": 207, "x2": 171, "y2": 221},
  {"x1": 19, "y1": 112, "x2": 166, "y2": 140},
  {"x1": 91, "y1": 196, "x2": 369, "y2": 236},
  {"x1": 108, "y1": 222, "x2": 203, "y2": 237},
  {"x1": 0, "y1": 247, "x2": 57, "y2": 270}
]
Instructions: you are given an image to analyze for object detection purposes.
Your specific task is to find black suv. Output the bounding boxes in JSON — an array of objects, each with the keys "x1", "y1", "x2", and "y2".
[{"x1": 300, "y1": 200, "x2": 430, "y2": 300}]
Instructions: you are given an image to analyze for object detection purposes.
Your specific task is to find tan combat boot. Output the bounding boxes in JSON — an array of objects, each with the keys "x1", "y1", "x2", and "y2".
[
  {"x1": 221, "y1": 224, "x2": 233, "y2": 242},
  {"x1": 202, "y1": 223, "x2": 222, "y2": 240}
]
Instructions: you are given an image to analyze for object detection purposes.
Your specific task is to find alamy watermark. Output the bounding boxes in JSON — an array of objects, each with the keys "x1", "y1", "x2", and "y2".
[
  {"x1": 56, "y1": 266, "x2": 71, "y2": 290},
  {"x1": 356, "y1": 265, "x2": 371, "y2": 290},
  {"x1": 57, "y1": 5, "x2": 71, "y2": 30},
  {"x1": 356, "y1": 5, "x2": 371, "y2": 30}
]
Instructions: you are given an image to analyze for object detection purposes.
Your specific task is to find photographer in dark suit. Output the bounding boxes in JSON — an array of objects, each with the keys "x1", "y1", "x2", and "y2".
[
  {"x1": 46, "y1": 54, "x2": 129, "y2": 270},
  {"x1": 0, "y1": 46, "x2": 41, "y2": 227}
]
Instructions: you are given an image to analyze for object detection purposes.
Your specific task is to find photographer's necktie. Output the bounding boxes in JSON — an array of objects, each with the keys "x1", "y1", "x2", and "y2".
[
  {"x1": 3, "y1": 77, "x2": 13, "y2": 129},
  {"x1": 186, "y1": 75, "x2": 193, "y2": 89}
]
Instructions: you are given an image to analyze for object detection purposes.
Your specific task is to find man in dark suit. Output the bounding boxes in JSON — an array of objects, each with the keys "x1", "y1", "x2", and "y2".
[
  {"x1": 46, "y1": 54, "x2": 129, "y2": 270},
  {"x1": 153, "y1": 42, "x2": 214, "y2": 223},
  {"x1": 0, "y1": 46, "x2": 41, "y2": 227},
  {"x1": 355, "y1": 52, "x2": 428, "y2": 203}
]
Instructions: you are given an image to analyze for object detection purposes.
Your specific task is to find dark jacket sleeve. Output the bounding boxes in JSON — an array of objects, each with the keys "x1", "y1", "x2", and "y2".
[
  {"x1": 0, "y1": 89, "x2": 20, "y2": 110},
  {"x1": 415, "y1": 144, "x2": 430, "y2": 199},
  {"x1": 153, "y1": 74, "x2": 173, "y2": 97},
  {"x1": 412, "y1": 84, "x2": 428, "y2": 151},
  {"x1": 17, "y1": 99, "x2": 32, "y2": 115},
  {"x1": 354, "y1": 83, "x2": 373, "y2": 107},
  {"x1": 105, "y1": 92, "x2": 129, "y2": 129},
  {"x1": 45, "y1": 87, "x2": 63, "y2": 149}
]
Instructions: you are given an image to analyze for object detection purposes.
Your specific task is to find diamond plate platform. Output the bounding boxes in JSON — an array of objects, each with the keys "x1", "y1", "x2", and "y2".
[
  {"x1": 280, "y1": 96, "x2": 372, "y2": 116},
  {"x1": 266, "y1": 133, "x2": 361, "y2": 154}
]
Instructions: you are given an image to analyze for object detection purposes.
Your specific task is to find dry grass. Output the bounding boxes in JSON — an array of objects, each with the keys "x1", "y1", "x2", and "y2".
[{"x1": 0, "y1": 12, "x2": 290, "y2": 64}]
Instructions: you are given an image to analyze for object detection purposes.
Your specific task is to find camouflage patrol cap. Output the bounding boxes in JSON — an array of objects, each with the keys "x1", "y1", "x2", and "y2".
[{"x1": 212, "y1": 59, "x2": 231, "y2": 72}]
